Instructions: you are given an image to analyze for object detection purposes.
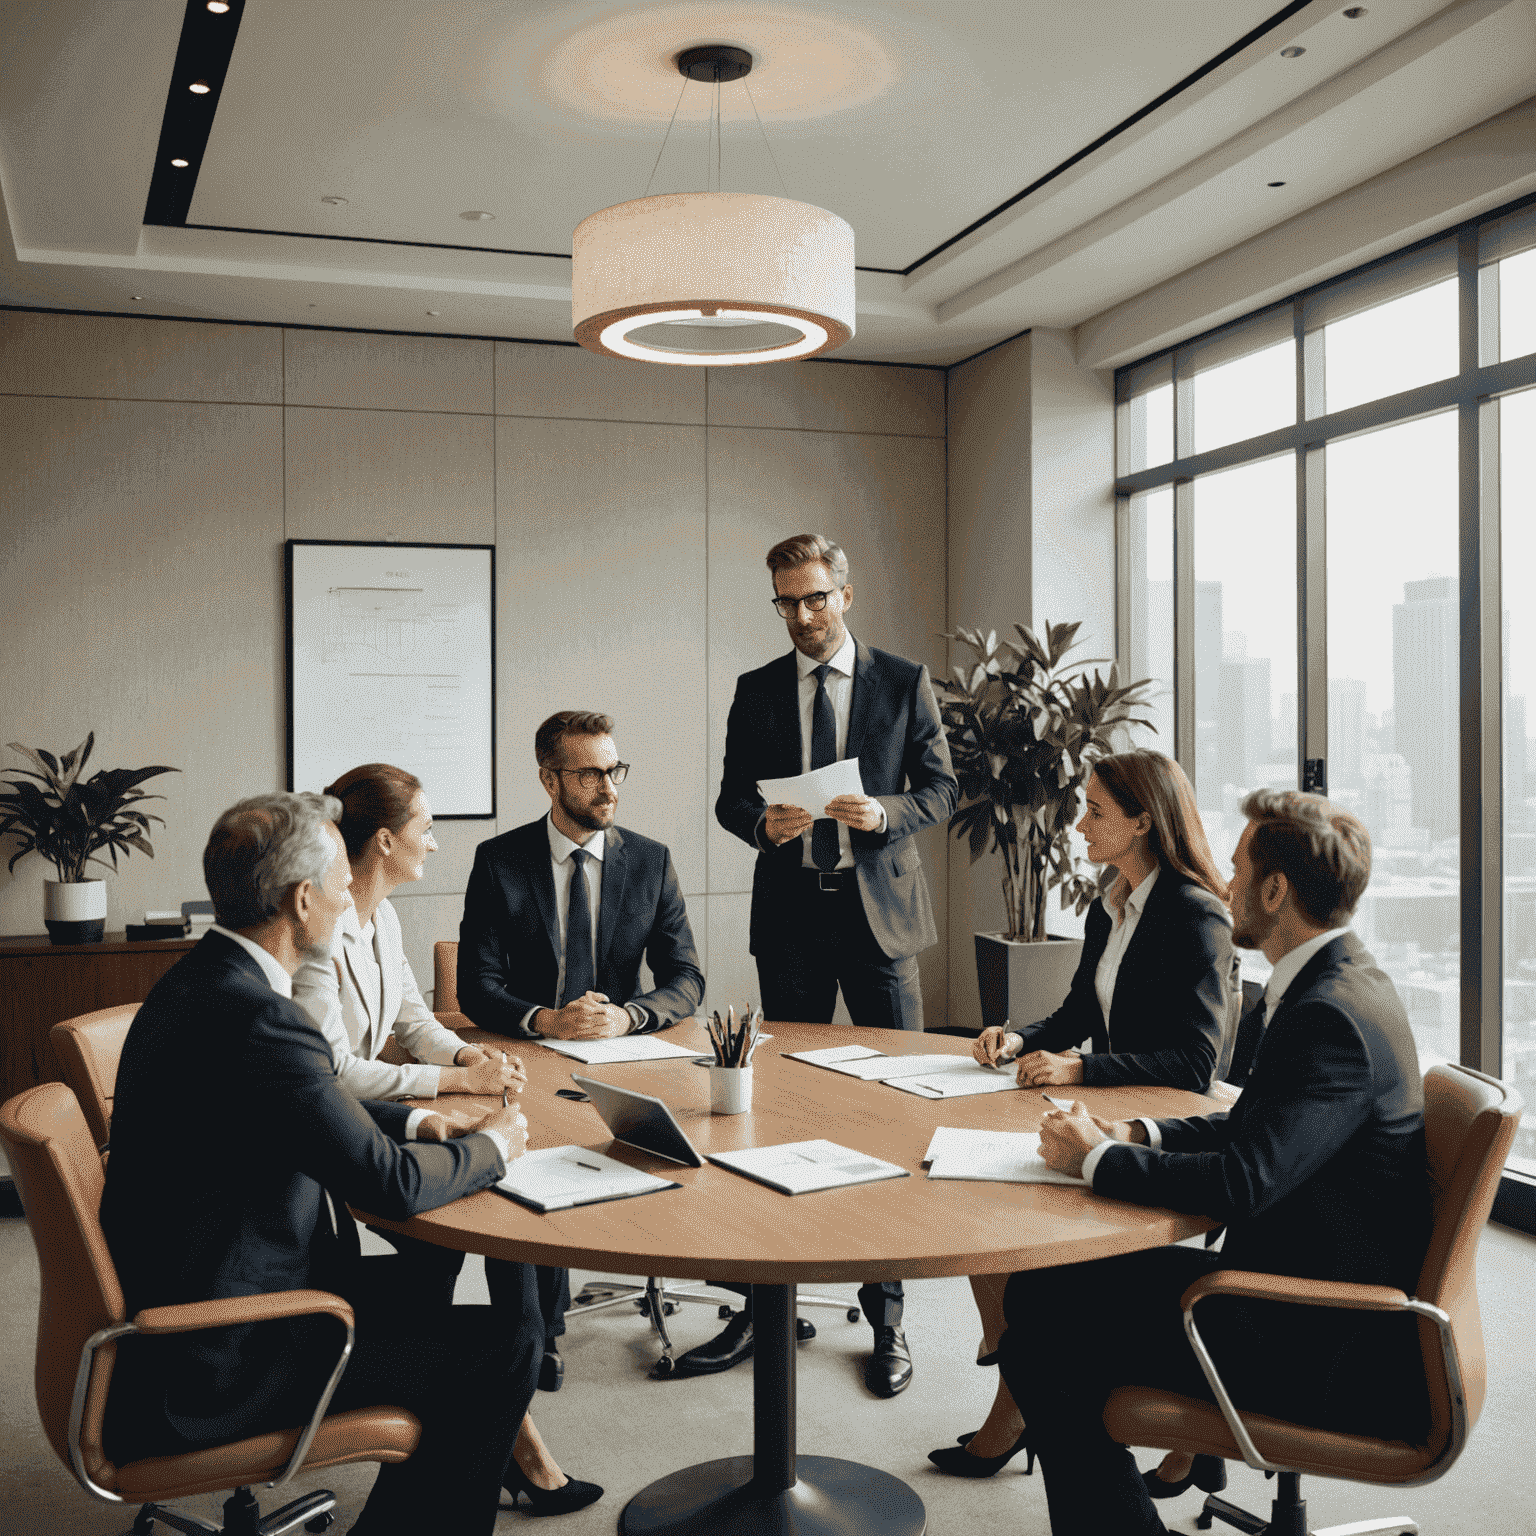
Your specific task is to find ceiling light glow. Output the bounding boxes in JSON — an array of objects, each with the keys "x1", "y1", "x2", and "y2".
[
  {"x1": 206, "y1": 1, "x2": 231, "y2": 12},
  {"x1": 170, "y1": 158, "x2": 189, "y2": 168},
  {"x1": 459, "y1": 210, "x2": 496, "y2": 222},
  {"x1": 189, "y1": 80, "x2": 211, "y2": 94}
]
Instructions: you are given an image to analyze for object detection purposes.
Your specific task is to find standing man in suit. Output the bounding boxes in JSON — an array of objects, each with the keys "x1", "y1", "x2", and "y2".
[
  {"x1": 688, "y1": 532, "x2": 957, "y2": 1396},
  {"x1": 101, "y1": 793, "x2": 540, "y2": 1536},
  {"x1": 1003, "y1": 789, "x2": 1431, "y2": 1535},
  {"x1": 457, "y1": 709, "x2": 705, "y2": 1386}
]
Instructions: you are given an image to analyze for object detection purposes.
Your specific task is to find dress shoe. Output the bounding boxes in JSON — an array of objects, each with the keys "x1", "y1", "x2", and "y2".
[
  {"x1": 1141, "y1": 1453, "x2": 1227, "y2": 1499},
  {"x1": 504, "y1": 1464, "x2": 604, "y2": 1516},
  {"x1": 928, "y1": 1430, "x2": 1034, "y2": 1478},
  {"x1": 671, "y1": 1314, "x2": 816, "y2": 1376},
  {"x1": 537, "y1": 1348, "x2": 563, "y2": 1393},
  {"x1": 862, "y1": 1324, "x2": 913, "y2": 1397}
]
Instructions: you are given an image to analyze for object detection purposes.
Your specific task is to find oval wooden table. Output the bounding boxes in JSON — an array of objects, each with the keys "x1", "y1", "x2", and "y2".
[{"x1": 361, "y1": 1020, "x2": 1227, "y2": 1536}]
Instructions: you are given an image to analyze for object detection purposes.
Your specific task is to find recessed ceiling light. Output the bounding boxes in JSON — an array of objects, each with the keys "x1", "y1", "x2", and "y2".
[
  {"x1": 130, "y1": 295, "x2": 143, "y2": 301},
  {"x1": 1342, "y1": 6, "x2": 1367, "y2": 16},
  {"x1": 426, "y1": 310, "x2": 441, "y2": 316},
  {"x1": 189, "y1": 79, "x2": 211, "y2": 94},
  {"x1": 1279, "y1": 45, "x2": 1305, "y2": 58},
  {"x1": 320, "y1": 195, "x2": 348, "y2": 205},
  {"x1": 459, "y1": 210, "x2": 495, "y2": 222},
  {"x1": 170, "y1": 157, "x2": 189, "y2": 168},
  {"x1": 1268, "y1": 180, "x2": 1287, "y2": 188},
  {"x1": 207, "y1": 1, "x2": 231, "y2": 12}
]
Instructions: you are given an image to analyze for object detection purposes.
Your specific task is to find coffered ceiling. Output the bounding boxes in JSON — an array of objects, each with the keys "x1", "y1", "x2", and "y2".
[{"x1": 2, "y1": 0, "x2": 1534, "y2": 365}]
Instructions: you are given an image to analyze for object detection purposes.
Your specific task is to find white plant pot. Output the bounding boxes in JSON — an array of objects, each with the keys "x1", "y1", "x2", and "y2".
[
  {"x1": 974, "y1": 932, "x2": 1085, "y2": 1036},
  {"x1": 44, "y1": 879, "x2": 107, "y2": 945}
]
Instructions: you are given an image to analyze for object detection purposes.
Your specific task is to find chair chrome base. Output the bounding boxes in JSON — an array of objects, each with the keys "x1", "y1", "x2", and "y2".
[
  {"x1": 1197, "y1": 1483, "x2": 1416, "y2": 1536},
  {"x1": 130, "y1": 1487, "x2": 337, "y2": 1536}
]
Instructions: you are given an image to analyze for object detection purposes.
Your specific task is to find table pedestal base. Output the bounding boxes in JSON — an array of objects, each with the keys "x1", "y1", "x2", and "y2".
[{"x1": 619, "y1": 1454, "x2": 926, "y2": 1536}]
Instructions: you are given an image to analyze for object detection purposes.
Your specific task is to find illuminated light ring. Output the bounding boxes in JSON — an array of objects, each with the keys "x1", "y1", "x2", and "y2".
[{"x1": 582, "y1": 305, "x2": 838, "y2": 366}]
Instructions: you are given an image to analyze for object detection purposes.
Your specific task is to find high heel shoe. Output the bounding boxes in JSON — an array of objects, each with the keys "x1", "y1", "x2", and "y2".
[
  {"x1": 1140, "y1": 1453, "x2": 1227, "y2": 1500},
  {"x1": 927, "y1": 1430, "x2": 1034, "y2": 1478},
  {"x1": 503, "y1": 1464, "x2": 605, "y2": 1516}
]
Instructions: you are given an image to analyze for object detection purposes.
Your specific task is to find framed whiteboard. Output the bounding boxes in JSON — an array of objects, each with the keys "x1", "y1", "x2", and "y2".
[{"x1": 285, "y1": 540, "x2": 495, "y2": 818}]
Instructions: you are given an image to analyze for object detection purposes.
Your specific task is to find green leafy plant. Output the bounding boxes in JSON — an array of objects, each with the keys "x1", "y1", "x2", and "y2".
[
  {"x1": 937, "y1": 621, "x2": 1158, "y2": 943},
  {"x1": 0, "y1": 734, "x2": 179, "y2": 883}
]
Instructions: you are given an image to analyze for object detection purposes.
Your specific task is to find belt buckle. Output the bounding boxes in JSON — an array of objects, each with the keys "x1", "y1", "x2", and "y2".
[{"x1": 818, "y1": 871, "x2": 841, "y2": 892}]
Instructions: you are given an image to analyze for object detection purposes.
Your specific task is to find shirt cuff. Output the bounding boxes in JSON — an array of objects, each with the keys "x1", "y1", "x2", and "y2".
[
  {"x1": 519, "y1": 1006, "x2": 543, "y2": 1037},
  {"x1": 624, "y1": 1002, "x2": 651, "y2": 1033},
  {"x1": 1080, "y1": 1138, "x2": 1117, "y2": 1186},
  {"x1": 875, "y1": 802, "x2": 888, "y2": 832},
  {"x1": 1138, "y1": 1117, "x2": 1163, "y2": 1149},
  {"x1": 403, "y1": 1108, "x2": 430, "y2": 1141},
  {"x1": 479, "y1": 1128, "x2": 513, "y2": 1168}
]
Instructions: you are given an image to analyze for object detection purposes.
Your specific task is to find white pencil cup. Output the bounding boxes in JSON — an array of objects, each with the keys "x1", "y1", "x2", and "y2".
[{"x1": 709, "y1": 1065, "x2": 753, "y2": 1115}]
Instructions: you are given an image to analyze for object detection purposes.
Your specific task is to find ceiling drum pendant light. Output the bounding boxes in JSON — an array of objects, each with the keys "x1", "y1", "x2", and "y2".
[{"x1": 572, "y1": 46, "x2": 855, "y2": 366}]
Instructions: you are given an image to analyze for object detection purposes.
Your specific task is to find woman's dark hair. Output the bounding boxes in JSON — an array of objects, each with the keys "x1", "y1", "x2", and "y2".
[
  {"x1": 1089, "y1": 750, "x2": 1229, "y2": 907},
  {"x1": 323, "y1": 763, "x2": 423, "y2": 858}
]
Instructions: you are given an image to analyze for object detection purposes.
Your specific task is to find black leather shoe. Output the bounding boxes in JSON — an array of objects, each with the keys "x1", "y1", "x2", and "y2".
[
  {"x1": 1141, "y1": 1454, "x2": 1227, "y2": 1499},
  {"x1": 862, "y1": 1324, "x2": 912, "y2": 1397},
  {"x1": 503, "y1": 1464, "x2": 605, "y2": 1516},
  {"x1": 537, "y1": 1349, "x2": 563, "y2": 1393},
  {"x1": 672, "y1": 1312, "x2": 755, "y2": 1376}
]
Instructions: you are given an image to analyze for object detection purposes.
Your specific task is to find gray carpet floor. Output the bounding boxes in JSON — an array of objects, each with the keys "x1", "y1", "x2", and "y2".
[{"x1": 2, "y1": 1212, "x2": 1531, "y2": 1535}]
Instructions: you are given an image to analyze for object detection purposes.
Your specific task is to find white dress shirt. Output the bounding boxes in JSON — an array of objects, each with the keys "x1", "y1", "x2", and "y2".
[
  {"x1": 793, "y1": 629, "x2": 886, "y2": 869},
  {"x1": 520, "y1": 816, "x2": 647, "y2": 1034},
  {"x1": 1080, "y1": 924, "x2": 1354, "y2": 1188},
  {"x1": 1092, "y1": 866, "x2": 1160, "y2": 1042}
]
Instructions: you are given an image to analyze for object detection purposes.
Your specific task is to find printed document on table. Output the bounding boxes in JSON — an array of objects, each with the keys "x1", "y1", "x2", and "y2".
[
  {"x1": 495, "y1": 1146, "x2": 680, "y2": 1212},
  {"x1": 538, "y1": 1036, "x2": 708, "y2": 1064},
  {"x1": 784, "y1": 1043, "x2": 886, "y2": 1070},
  {"x1": 886, "y1": 1062, "x2": 1023, "y2": 1098},
  {"x1": 755, "y1": 759, "x2": 865, "y2": 819},
  {"x1": 923, "y1": 1128, "x2": 1087, "y2": 1186},
  {"x1": 708, "y1": 1139, "x2": 910, "y2": 1196}
]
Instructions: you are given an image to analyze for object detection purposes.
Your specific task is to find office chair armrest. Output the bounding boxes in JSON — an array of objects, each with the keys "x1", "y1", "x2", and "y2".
[
  {"x1": 133, "y1": 1288, "x2": 354, "y2": 1335},
  {"x1": 1177, "y1": 1268, "x2": 1465, "y2": 1478},
  {"x1": 1181, "y1": 1269, "x2": 1410, "y2": 1314},
  {"x1": 70, "y1": 1290, "x2": 356, "y2": 1504}
]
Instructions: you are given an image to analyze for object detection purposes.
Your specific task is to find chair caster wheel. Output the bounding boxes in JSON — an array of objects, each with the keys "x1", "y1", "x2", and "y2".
[
  {"x1": 131, "y1": 1510, "x2": 156, "y2": 1535},
  {"x1": 662, "y1": 1301, "x2": 678, "y2": 1316},
  {"x1": 846, "y1": 1308, "x2": 861, "y2": 1322},
  {"x1": 1196, "y1": 1515, "x2": 1213, "y2": 1531},
  {"x1": 305, "y1": 1515, "x2": 336, "y2": 1533},
  {"x1": 718, "y1": 1304, "x2": 736, "y2": 1320},
  {"x1": 652, "y1": 1355, "x2": 677, "y2": 1377}
]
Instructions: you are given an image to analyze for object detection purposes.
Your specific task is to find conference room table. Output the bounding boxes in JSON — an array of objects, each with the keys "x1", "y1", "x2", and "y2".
[{"x1": 359, "y1": 1019, "x2": 1229, "y2": 1536}]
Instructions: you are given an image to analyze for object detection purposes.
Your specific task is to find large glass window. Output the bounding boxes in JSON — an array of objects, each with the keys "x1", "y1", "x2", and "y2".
[
  {"x1": 1125, "y1": 488, "x2": 1174, "y2": 752},
  {"x1": 1501, "y1": 247, "x2": 1536, "y2": 362},
  {"x1": 1192, "y1": 339, "x2": 1295, "y2": 455},
  {"x1": 1326, "y1": 414, "x2": 1460, "y2": 1067},
  {"x1": 1321, "y1": 277, "x2": 1458, "y2": 414}
]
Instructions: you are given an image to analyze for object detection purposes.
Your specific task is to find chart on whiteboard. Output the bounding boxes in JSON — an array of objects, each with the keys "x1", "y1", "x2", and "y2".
[{"x1": 288, "y1": 543, "x2": 494, "y2": 817}]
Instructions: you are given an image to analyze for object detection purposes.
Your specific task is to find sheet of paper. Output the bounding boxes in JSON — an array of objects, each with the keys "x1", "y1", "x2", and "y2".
[
  {"x1": 495, "y1": 1145, "x2": 678, "y2": 1211},
  {"x1": 784, "y1": 1044, "x2": 886, "y2": 1068},
  {"x1": 837, "y1": 1052, "x2": 979, "y2": 1082},
  {"x1": 756, "y1": 759, "x2": 866, "y2": 819},
  {"x1": 708, "y1": 1138, "x2": 909, "y2": 1195},
  {"x1": 924, "y1": 1128, "x2": 1087, "y2": 1187},
  {"x1": 537, "y1": 1036, "x2": 709, "y2": 1064},
  {"x1": 887, "y1": 1066, "x2": 1022, "y2": 1099}
]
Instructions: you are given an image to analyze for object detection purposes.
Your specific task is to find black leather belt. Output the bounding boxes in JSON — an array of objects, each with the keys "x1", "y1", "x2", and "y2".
[{"x1": 800, "y1": 868, "x2": 850, "y2": 891}]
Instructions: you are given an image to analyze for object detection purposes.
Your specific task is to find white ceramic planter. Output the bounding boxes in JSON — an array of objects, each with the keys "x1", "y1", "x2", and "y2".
[
  {"x1": 974, "y1": 932, "x2": 1085, "y2": 1036},
  {"x1": 43, "y1": 879, "x2": 107, "y2": 945}
]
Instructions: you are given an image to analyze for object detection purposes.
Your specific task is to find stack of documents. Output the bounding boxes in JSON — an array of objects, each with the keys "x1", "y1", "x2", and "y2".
[
  {"x1": 922, "y1": 1126, "x2": 1087, "y2": 1186},
  {"x1": 495, "y1": 1145, "x2": 681, "y2": 1212},
  {"x1": 538, "y1": 1036, "x2": 708, "y2": 1065},
  {"x1": 707, "y1": 1139, "x2": 910, "y2": 1196},
  {"x1": 786, "y1": 1043, "x2": 1020, "y2": 1099},
  {"x1": 756, "y1": 760, "x2": 865, "y2": 816}
]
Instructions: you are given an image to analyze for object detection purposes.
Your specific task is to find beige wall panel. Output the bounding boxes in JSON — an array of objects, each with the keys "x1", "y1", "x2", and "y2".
[
  {"x1": 284, "y1": 330, "x2": 493, "y2": 414},
  {"x1": 496, "y1": 342, "x2": 706, "y2": 426},
  {"x1": 389, "y1": 890, "x2": 472, "y2": 1011},
  {"x1": 0, "y1": 398, "x2": 284, "y2": 938},
  {"x1": 495, "y1": 417, "x2": 708, "y2": 894},
  {"x1": 283, "y1": 406, "x2": 495, "y2": 542},
  {"x1": 706, "y1": 426, "x2": 948, "y2": 897},
  {"x1": 0, "y1": 311, "x2": 282, "y2": 403},
  {"x1": 706, "y1": 359, "x2": 945, "y2": 438}
]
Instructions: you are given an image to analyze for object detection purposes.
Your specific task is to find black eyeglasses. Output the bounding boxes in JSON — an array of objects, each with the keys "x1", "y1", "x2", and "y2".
[
  {"x1": 552, "y1": 763, "x2": 630, "y2": 789},
  {"x1": 770, "y1": 589, "x2": 839, "y2": 618}
]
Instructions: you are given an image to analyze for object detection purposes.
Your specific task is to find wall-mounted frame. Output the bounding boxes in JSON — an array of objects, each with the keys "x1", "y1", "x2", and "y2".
[{"x1": 285, "y1": 540, "x2": 495, "y2": 818}]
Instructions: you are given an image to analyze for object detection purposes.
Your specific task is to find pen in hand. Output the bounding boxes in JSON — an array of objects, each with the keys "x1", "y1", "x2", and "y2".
[{"x1": 501, "y1": 1051, "x2": 509, "y2": 1109}]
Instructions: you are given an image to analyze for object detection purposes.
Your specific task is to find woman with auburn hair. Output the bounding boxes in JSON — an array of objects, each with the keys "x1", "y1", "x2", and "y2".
[
  {"x1": 929, "y1": 750, "x2": 1237, "y2": 1498},
  {"x1": 293, "y1": 762, "x2": 602, "y2": 1517}
]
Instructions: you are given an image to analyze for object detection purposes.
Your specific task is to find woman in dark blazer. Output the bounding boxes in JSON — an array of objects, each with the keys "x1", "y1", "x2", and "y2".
[{"x1": 930, "y1": 750, "x2": 1236, "y2": 1485}]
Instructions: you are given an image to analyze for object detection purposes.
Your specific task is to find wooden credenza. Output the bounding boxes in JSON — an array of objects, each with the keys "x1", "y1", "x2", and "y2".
[{"x1": 0, "y1": 933, "x2": 197, "y2": 1107}]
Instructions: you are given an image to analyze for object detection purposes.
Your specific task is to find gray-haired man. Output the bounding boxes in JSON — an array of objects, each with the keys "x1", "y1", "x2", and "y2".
[{"x1": 100, "y1": 792, "x2": 541, "y2": 1536}]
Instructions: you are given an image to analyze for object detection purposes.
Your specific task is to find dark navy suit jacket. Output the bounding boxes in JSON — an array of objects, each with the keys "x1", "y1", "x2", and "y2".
[
  {"x1": 101, "y1": 932, "x2": 505, "y2": 1450},
  {"x1": 457, "y1": 818, "x2": 704, "y2": 1038},
  {"x1": 1012, "y1": 873, "x2": 1236, "y2": 1091},
  {"x1": 715, "y1": 641, "x2": 957, "y2": 959}
]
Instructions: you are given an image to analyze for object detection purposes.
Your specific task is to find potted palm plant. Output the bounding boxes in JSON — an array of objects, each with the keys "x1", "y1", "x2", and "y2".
[
  {"x1": 937, "y1": 621, "x2": 1157, "y2": 1033},
  {"x1": 0, "y1": 734, "x2": 179, "y2": 944}
]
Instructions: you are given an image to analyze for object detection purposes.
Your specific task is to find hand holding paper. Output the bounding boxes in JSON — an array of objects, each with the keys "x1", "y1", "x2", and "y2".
[{"x1": 757, "y1": 760, "x2": 866, "y2": 821}]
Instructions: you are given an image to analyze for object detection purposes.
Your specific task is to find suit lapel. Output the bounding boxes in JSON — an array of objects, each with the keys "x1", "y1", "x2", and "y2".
[
  {"x1": 378, "y1": 905, "x2": 402, "y2": 1033},
  {"x1": 518, "y1": 819, "x2": 563, "y2": 965},
  {"x1": 339, "y1": 911, "x2": 377, "y2": 1053},
  {"x1": 1106, "y1": 872, "x2": 1168, "y2": 1026},
  {"x1": 596, "y1": 828, "x2": 626, "y2": 978},
  {"x1": 777, "y1": 650, "x2": 805, "y2": 777},
  {"x1": 845, "y1": 641, "x2": 877, "y2": 762}
]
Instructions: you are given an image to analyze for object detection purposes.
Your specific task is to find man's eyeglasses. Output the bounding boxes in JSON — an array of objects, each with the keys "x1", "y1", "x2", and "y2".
[
  {"x1": 552, "y1": 763, "x2": 630, "y2": 789},
  {"x1": 771, "y1": 589, "x2": 839, "y2": 618}
]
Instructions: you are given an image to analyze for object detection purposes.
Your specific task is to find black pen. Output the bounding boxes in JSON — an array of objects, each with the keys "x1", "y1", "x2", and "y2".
[{"x1": 501, "y1": 1051, "x2": 509, "y2": 1109}]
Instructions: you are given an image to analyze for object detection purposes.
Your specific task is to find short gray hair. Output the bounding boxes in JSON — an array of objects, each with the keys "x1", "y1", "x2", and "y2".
[{"x1": 203, "y1": 792, "x2": 343, "y2": 930}]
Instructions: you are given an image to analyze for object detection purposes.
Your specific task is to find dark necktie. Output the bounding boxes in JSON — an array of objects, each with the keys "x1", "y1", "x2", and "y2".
[
  {"x1": 562, "y1": 848, "x2": 595, "y2": 1005},
  {"x1": 810, "y1": 663, "x2": 840, "y2": 871}
]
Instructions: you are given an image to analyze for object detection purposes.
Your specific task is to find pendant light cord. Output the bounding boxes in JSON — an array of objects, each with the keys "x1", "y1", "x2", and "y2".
[
  {"x1": 641, "y1": 76, "x2": 690, "y2": 198},
  {"x1": 743, "y1": 78, "x2": 790, "y2": 199}
]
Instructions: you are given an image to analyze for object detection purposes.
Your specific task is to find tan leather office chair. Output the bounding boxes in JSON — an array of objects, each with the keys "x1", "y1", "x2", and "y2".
[
  {"x1": 0, "y1": 1082, "x2": 420, "y2": 1536},
  {"x1": 1103, "y1": 1063, "x2": 1523, "y2": 1536},
  {"x1": 432, "y1": 940, "x2": 459, "y2": 1015},
  {"x1": 51, "y1": 1003, "x2": 138, "y2": 1152}
]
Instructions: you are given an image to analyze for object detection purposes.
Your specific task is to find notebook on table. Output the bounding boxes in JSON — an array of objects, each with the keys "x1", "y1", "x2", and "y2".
[
  {"x1": 494, "y1": 1146, "x2": 681, "y2": 1213},
  {"x1": 707, "y1": 1139, "x2": 909, "y2": 1196}
]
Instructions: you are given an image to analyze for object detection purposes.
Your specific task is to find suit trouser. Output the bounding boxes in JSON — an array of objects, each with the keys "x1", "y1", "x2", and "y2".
[
  {"x1": 999, "y1": 1246, "x2": 1428, "y2": 1536},
  {"x1": 103, "y1": 1254, "x2": 541, "y2": 1536}
]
